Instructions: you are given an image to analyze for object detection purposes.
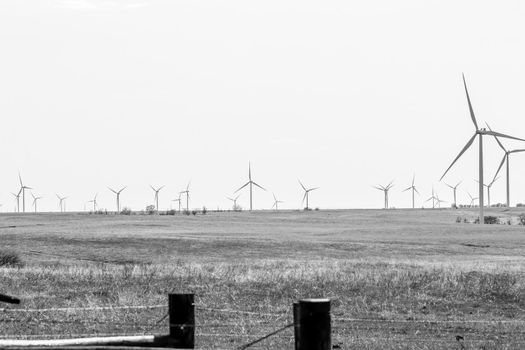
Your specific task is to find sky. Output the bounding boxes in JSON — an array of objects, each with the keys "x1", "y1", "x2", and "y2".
[{"x1": 2, "y1": 0, "x2": 525, "y2": 212}]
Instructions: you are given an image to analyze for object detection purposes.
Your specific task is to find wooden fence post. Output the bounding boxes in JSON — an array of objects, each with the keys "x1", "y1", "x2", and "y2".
[
  {"x1": 168, "y1": 293, "x2": 195, "y2": 349},
  {"x1": 293, "y1": 302, "x2": 300, "y2": 350},
  {"x1": 297, "y1": 298, "x2": 331, "y2": 350}
]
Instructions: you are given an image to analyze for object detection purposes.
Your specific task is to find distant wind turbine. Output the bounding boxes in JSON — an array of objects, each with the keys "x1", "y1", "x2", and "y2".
[
  {"x1": 488, "y1": 123, "x2": 525, "y2": 208},
  {"x1": 402, "y1": 174, "x2": 419, "y2": 209},
  {"x1": 108, "y1": 186, "x2": 126, "y2": 213},
  {"x1": 440, "y1": 74, "x2": 525, "y2": 224},
  {"x1": 299, "y1": 180, "x2": 318, "y2": 210},
  {"x1": 31, "y1": 193, "x2": 43, "y2": 213},
  {"x1": 272, "y1": 193, "x2": 284, "y2": 211},
  {"x1": 435, "y1": 193, "x2": 446, "y2": 208},
  {"x1": 444, "y1": 181, "x2": 462, "y2": 207},
  {"x1": 374, "y1": 181, "x2": 394, "y2": 209},
  {"x1": 467, "y1": 192, "x2": 478, "y2": 207},
  {"x1": 18, "y1": 173, "x2": 32, "y2": 213},
  {"x1": 150, "y1": 185, "x2": 165, "y2": 211},
  {"x1": 56, "y1": 194, "x2": 67, "y2": 212},
  {"x1": 475, "y1": 177, "x2": 499, "y2": 208},
  {"x1": 235, "y1": 163, "x2": 265, "y2": 211},
  {"x1": 425, "y1": 187, "x2": 438, "y2": 209},
  {"x1": 88, "y1": 194, "x2": 98, "y2": 212},
  {"x1": 179, "y1": 182, "x2": 190, "y2": 211},
  {"x1": 172, "y1": 194, "x2": 182, "y2": 212},
  {"x1": 11, "y1": 189, "x2": 21, "y2": 213},
  {"x1": 227, "y1": 194, "x2": 241, "y2": 210}
]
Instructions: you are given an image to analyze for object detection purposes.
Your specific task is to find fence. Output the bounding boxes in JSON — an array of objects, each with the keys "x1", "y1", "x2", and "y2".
[{"x1": 3, "y1": 292, "x2": 525, "y2": 349}]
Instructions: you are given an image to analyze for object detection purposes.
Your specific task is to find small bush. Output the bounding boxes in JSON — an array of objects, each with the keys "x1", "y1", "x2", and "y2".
[
  {"x1": 166, "y1": 209, "x2": 176, "y2": 215},
  {"x1": 517, "y1": 203, "x2": 525, "y2": 207},
  {"x1": 0, "y1": 251, "x2": 23, "y2": 268},
  {"x1": 456, "y1": 216, "x2": 463, "y2": 223},
  {"x1": 183, "y1": 210, "x2": 191, "y2": 216},
  {"x1": 146, "y1": 205, "x2": 156, "y2": 215},
  {"x1": 518, "y1": 214, "x2": 525, "y2": 225},
  {"x1": 484, "y1": 216, "x2": 499, "y2": 225},
  {"x1": 120, "y1": 207, "x2": 132, "y2": 215},
  {"x1": 191, "y1": 210, "x2": 197, "y2": 216},
  {"x1": 202, "y1": 207, "x2": 207, "y2": 215}
]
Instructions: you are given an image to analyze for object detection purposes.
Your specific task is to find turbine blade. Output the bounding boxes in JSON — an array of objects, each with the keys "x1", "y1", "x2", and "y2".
[
  {"x1": 235, "y1": 182, "x2": 250, "y2": 193},
  {"x1": 483, "y1": 130, "x2": 525, "y2": 142},
  {"x1": 402, "y1": 186, "x2": 412, "y2": 192},
  {"x1": 440, "y1": 133, "x2": 477, "y2": 181},
  {"x1": 108, "y1": 187, "x2": 117, "y2": 194},
  {"x1": 298, "y1": 180, "x2": 306, "y2": 191},
  {"x1": 119, "y1": 186, "x2": 127, "y2": 193},
  {"x1": 462, "y1": 73, "x2": 479, "y2": 131},
  {"x1": 486, "y1": 122, "x2": 507, "y2": 152},
  {"x1": 510, "y1": 149, "x2": 525, "y2": 153},
  {"x1": 414, "y1": 187, "x2": 420, "y2": 195},
  {"x1": 252, "y1": 182, "x2": 266, "y2": 191},
  {"x1": 492, "y1": 154, "x2": 506, "y2": 184}
]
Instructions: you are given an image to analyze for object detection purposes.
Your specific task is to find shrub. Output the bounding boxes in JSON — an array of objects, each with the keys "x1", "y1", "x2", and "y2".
[
  {"x1": 456, "y1": 216, "x2": 463, "y2": 223},
  {"x1": 120, "y1": 207, "x2": 132, "y2": 215},
  {"x1": 484, "y1": 216, "x2": 499, "y2": 225},
  {"x1": 191, "y1": 210, "x2": 197, "y2": 216},
  {"x1": 517, "y1": 203, "x2": 525, "y2": 207},
  {"x1": 146, "y1": 205, "x2": 156, "y2": 215},
  {"x1": 202, "y1": 207, "x2": 207, "y2": 215},
  {"x1": 518, "y1": 214, "x2": 525, "y2": 225},
  {"x1": 0, "y1": 251, "x2": 23, "y2": 268},
  {"x1": 166, "y1": 209, "x2": 176, "y2": 215},
  {"x1": 183, "y1": 210, "x2": 191, "y2": 216}
]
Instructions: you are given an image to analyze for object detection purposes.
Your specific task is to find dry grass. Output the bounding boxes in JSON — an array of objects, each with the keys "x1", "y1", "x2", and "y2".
[{"x1": 1, "y1": 208, "x2": 525, "y2": 349}]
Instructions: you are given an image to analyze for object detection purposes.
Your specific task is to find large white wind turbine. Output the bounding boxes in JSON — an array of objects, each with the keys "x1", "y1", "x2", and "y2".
[
  {"x1": 56, "y1": 194, "x2": 67, "y2": 212},
  {"x1": 88, "y1": 194, "x2": 98, "y2": 212},
  {"x1": 488, "y1": 124, "x2": 525, "y2": 208},
  {"x1": 374, "y1": 181, "x2": 394, "y2": 209},
  {"x1": 150, "y1": 185, "x2": 165, "y2": 211},
  {"x1": 108, "y1": 186, "x2": 126, "y2": 213},
  {"x1": 235, "y1": 163, "x2": 265, "y2": 211},
  {"x1": 402, "y1": 174, "x2": 419, "y2": 209},
  {"x1": 440, "y1": 74, "x2": 525, "y2": 224},
  {"x1": 299, "y1": 180, "x2": 318, "y2": 210},
  {"x1": 11, "y1": 190, "x2": 21, "y2": 213}
]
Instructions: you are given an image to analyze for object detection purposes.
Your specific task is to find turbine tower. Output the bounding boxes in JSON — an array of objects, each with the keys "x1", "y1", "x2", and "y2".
[
  {"x1": 440, "y1": 74, "x2": 525, "y2": 225},
  {"x1": 179, "y1": 182, "x2": 190, "y2": 211},
  {"x1": 150, "y1": 185, "x2": 165, "y2": 211},
  {"x1": 31, "y1": 193, "x2": 43, "y2": 213},
  {"x1": 88, "y1": 194, "x2": 98, "y2": 212},
  {"x1": 402, "y1": 174, "x2": 419, "y2": 209},
  {"x1": 272, "y1": 193, "x2": 284, "y2": 211},
  {"x1": 18, "y1": 173, "x2": 32, "y2": 213},
  {"x1": 235, "y1": 163, "x2": 265, "y2": 211},
  {"x1": 299, "y1": 180, "x2": 319, "y2": 210},
  {"x1": 488, "y1": 124, "x2": 525, "y2": 208},
  {"x1": 444, "y1": 181, "x2": 462, "y2": 208},
  {"x1": 108, "y1": 186, "x2": 126, "y2": 213},
  {"x1": 374, "y1": 181, "x2": 394, "y2": 209}
]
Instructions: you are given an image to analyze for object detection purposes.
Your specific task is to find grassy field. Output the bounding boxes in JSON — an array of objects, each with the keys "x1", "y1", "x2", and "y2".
[{"x1": 2, "y1": 208, "x2": 525, "y2": 349}]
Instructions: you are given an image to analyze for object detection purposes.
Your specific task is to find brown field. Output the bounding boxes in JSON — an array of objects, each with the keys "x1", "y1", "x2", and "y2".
[{"x1": 1, "y1": 208, "x2": 525, "y2": 349}]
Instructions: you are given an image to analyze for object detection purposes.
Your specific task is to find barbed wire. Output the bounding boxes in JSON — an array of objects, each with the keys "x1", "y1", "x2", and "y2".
[{"x1": 0, "y1": 304, "x2": 166, "y2": 313}]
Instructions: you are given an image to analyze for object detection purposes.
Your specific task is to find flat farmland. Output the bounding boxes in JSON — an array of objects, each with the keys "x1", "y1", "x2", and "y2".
[{"x1": 2, "y1": 208, "x2": 525, "y2": 349}]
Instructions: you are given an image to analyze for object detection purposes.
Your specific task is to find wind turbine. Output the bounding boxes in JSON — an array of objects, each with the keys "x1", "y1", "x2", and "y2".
[
  {"x1": 88, "y1": 194, "x2": 98, "y2": 212},
  {"x1": 488, "y1": 123, "x2": 525, "y2": 208},
  {"x1": 425, "y1": 187, "x2": 438, "y2": 209},
  {"x1": 475, "y1": 177, "x2": 500, "y2": 208},
  {"x1": 235, "y1": 163, "x2": 265, "y2": 211},
  {"x1": 56, "y1": 194, "x2": 67, "y2": 212},
  {"x1": 11, "y1": 189, "x2": 21, "y2": 213},
  {"x1": 108, "y1": 186, "x2": 126, "y2": 213},
  {"x1": 172, "y1": 194, "x2": 182, "y2": 212},
  {"x1": 179, "y1": 182, "x2": 190, "y2": 211},
  {"x1": 227, "y1": 194, "x2": 241, "y2": 210},
  {"x1": 150, "y1": 185, "x2": 165, "y2": 211},
  {"x1": 374, "y1": 181, "x2": 394, "y2": 209},
  {"x1": 272, "y1": 193, "x2": 284, "y2": 211},
  {"x1": 299, "y1": 180, "x2": 319, "y2": 210},
  {"x1": 18, "y1": 173, "x2": 32, "y2": 213},
  {"x1": 31, "y1": 193, "x2": 43, "y2": 213},
  {"x1": 440, "y1": 74, "x2": 525, "y2": 225},
  {"x1": 435, "y1": 193, "x2": 446, "y2": 208},
  {"x1": 402, "y1": 174, "x2": 419, "y2": 209},
  {"x1": 467, "y1": 192, "x2": 478, "y2": 207},
  {"x1": 444, "y1": 181, "x2": 462, "y2": 207}
]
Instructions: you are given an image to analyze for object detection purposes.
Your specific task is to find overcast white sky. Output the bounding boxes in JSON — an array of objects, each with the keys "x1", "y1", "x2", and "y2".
[{"x1": 1, "y1": 0, "x2": 525, "y2": 212}]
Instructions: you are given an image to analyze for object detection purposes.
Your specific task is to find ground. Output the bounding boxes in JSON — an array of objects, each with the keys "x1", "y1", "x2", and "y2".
[{"x1": 1, "y1": 208, "x2": 525, "y2": 349}]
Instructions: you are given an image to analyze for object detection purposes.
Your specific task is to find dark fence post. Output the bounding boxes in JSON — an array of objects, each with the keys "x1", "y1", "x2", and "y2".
[
  {"x1": 168, "y1": 293, "x2": 195, "y2": 349},
  {"x1": 293, "y1": 302, "x2": 300, "y2": 350},
  {"x1": 297, "y1": 298, "x2": 331, "y2": 350},
  {"x1": 0, "y1": 293, "x2": 20, "y2": 304}
]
